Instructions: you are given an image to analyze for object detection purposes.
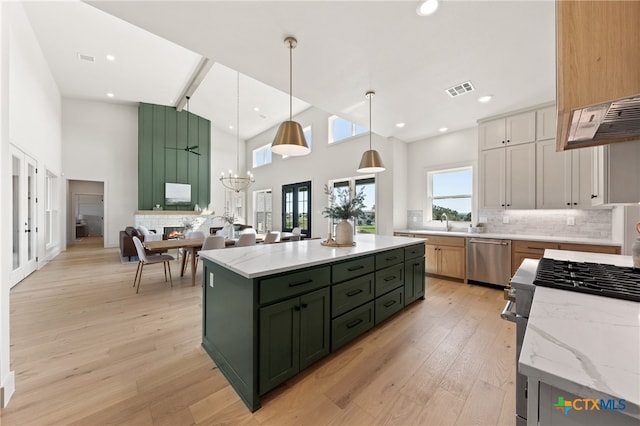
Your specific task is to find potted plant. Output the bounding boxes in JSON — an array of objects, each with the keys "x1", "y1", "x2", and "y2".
[
  {"x1": 322, "y1": 185, "x2": 366, "y2": 245},
  {"x1": 216, "y1": 210, "x2": 238, "y2": 239}
]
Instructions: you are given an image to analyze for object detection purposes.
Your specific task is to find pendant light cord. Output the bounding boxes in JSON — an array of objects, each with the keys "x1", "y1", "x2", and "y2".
[
  {"x1": 289, "y1": 39, "x2": 293, "y2": 121},
  {"x1": 369, "y1": 93, "x2": 372, "y2": 150},
  {"x1": 236, "y1": 71, "x2": 240, "y2": 173},
  {"x1": 186, "y1": 96, "x2": 190, "y2": 148}
]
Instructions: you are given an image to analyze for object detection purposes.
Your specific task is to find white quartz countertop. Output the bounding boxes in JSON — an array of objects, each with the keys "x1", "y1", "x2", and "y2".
[
  {"x1": 395, "y1": 229, "x2": 621, "y2": 246},
  {"x1": 199, "y1": 234, "x2": 423, "y2": 279},
  {"x1": 518, "y1": 250, "x2": 640, "y2": 417}
]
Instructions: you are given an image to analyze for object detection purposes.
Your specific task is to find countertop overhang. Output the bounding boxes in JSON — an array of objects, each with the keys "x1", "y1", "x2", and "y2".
[
  {"x1": 199, "y1": 234, "x2": 424, "y2": 279},
  {"x1": 518, "y1": 250, "x2": 640, "y2": 418}
]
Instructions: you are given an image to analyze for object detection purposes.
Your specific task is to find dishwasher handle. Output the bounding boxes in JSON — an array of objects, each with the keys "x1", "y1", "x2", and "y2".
[
  {"x1": 500, "y1": 300, "x2": 517, "y2": 323},
  {"x1": 469, "y1": 238, "x2": 510, "y2": 246}
]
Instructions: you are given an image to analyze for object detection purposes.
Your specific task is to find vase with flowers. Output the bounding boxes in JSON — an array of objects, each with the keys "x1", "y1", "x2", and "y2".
[
  {"x1": 216, "y1": 210, "x2": 238, "y2": 239},
  {"x1": 322, "y1": 185, "x2": 366, "y2": 246}
]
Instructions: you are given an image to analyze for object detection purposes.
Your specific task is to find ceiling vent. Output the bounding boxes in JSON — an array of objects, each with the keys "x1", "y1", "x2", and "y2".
[
  {"x1": 446, "y1": 81, "x2": 474, "y2": 98},
  {"x1": 77, "y1": 53, "x2": 95, "y2": 63}
]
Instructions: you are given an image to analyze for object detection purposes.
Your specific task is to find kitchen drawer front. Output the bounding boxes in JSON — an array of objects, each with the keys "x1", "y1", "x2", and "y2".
[
  {"x1": 423, "y1": 235, "x2": 466, "y2": 247},
  {"x1": 375, "y1": 248, "x2": 404, "y2": 270},
  {"x1": 332, "y1": 273, "x2": 374, "y2": 318},
  {"x1": 375, "y1": 264, "x2": 404, "y2": 297},
  {"x1": 260, "y1": 266, "x2": 331, "y2": 304},
  {"x1": 331, "y1": 301, "x2": 374, "y2": 351},
  {"x1": 404, "y1": 243, "x2": 425, "y2": 260},
  {"x1": 375, "y1": 287, "x2": 404, "y2": 325},
  {"x1": 512, "y1": 240, "x2": 559, "y2": 255},
  {"x1": 332, "y1": 256, "x2": 375, "y2": 284}
]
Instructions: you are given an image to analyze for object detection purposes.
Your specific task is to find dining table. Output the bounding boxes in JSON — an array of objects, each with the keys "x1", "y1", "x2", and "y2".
[{"x1": 144, "y1": 237, "x2": 204, "y2": 287}]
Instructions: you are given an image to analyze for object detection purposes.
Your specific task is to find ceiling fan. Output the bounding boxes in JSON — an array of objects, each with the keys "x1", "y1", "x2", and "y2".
[{"x1": 166, "y1": 96, "x2": 200, "y2": 156}]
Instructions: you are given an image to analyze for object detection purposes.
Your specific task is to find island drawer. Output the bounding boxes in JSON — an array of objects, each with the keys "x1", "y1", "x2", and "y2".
[
  {"x1": 375, "y1": 264, "x2": 404, "y2": 297},
  {"x1": 375, "y1": 287, "x2": 404, "y2": 325},
  {"x1": 332, "y1": 256, "x2": 375, "y2": 284},
  {"x1": 259, "y1": 266, "x2": 331, "y2": 304},
  {"x1": 405, "y1": 243, "x2": 425, "y2": 260},
  {"x1": 331, "y1": 301, "x2": 374, "y2": 351},
  {"x1": 375, "y1": 248, "x2": 404, "y2": 270},
  {"x1": 332, "y1": 273, "x2": 374, "y2": 318}
]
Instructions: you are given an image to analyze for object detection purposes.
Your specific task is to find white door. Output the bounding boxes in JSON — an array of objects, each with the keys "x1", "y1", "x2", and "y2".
[{"x1": 10, "y1": 145, "x2": 38, "y2": 287}]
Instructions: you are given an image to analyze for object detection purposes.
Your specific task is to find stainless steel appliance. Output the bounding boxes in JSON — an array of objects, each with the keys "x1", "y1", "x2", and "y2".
[
  {"x1": 502, "y1": 255, "x2": 640, "y2": 425},
  {"x1": 467, "y1": 238, "x2": 511, "y2": 286}
]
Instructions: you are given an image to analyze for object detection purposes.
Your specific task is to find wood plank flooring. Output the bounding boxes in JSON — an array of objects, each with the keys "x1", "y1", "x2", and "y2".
[{"x1": 2, "y1": 237, "x2": 516, "y2": 425}]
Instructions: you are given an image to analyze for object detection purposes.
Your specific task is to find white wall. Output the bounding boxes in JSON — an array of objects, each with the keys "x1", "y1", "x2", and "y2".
[
  {"x1": 1, "y1": 2, "x2": 64, "y2": 407},
  {"x1": 245, "y1": 106, "x2": 401, "y2": 238},
  {"x1": 210, "y1": 125, "x2": 244, "y2": 223}
]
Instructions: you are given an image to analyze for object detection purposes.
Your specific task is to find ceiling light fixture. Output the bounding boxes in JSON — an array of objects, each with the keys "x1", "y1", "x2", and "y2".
[
  {"x1": 439, "y1": 127, "x2": 448, "y2": 132},
  {"x1": 396, "y1": 122, "x2": 406, "y2": 128},
  {"x1": 107, "y1": 92, "x2": 114, "y2": 98},
  {"x1": 271, "y1": 37, "x2": 310, "y2": 156},
  {"x1": 478, "y1": 95, "x2": 493, "y2": 103},
  {"x1": 416, "y1": 0, "x2": 439, "y2": 16},
  {"x1": 357, "y1": 91, "x2": 385, "y2": 174},
  {"x1": 220, "y1": 72, "x2": 255, "y2": 193},
  {"x1": 106, "y1": 54, "x2": 116, "y2": 61}
]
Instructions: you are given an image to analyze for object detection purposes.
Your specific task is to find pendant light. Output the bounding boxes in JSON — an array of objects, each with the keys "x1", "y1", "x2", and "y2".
[
  {"x1": 220, "y1": 71, "x2": 255, "y2": 192},
  {"x1": 357, "y1": 91, "x2": 385, "y2": 173},
  {"x1": 271, "y1": 36, "x2": 310, "y2": 156}
]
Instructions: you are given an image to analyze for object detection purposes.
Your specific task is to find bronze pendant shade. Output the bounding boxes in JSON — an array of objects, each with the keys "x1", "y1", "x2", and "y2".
[
  {"x1": 271, "y1": 36, "x2": 310, "y2": 156},
  {"x1": 357, "y1": 91, "x2": 385, "y2": 173}
]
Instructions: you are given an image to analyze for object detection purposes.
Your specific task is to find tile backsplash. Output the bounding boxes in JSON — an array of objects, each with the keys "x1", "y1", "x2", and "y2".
[{"x1": 478, "y1": 209, "x2": 612, "y2": 239}]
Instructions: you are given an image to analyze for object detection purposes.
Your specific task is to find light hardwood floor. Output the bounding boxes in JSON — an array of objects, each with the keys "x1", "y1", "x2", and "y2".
[{"x1": 2, "y1": 237, "x2": 516, "y2": 425}]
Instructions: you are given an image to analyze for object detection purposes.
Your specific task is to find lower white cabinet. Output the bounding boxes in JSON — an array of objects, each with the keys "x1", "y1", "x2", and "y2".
[
  {"x1": 536, "y1": 139, "x2": 593, "y2": 209},
  {"x1": 591, "y1": 141, "x2": 640, "y2": 205},
  {"x1": 480, "y1": 143, "x2": 536, "y2": 209}
]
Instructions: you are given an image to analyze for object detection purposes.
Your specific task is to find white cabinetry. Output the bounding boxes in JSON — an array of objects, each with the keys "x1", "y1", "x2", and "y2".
[
  {"x1": 536, "y1": 139, "x2": 593, "y2": 209},
  {"x1": 480, "y1": 143, "x2": 536, "y2": 209},
  {"x1": 591, "y1": 141, "x2": 640, "y2": 205},
  {"x1": 536, "y1": 105, "x2": 556, "y2": 141},
  {"x1": 478, "y1": 111, "x2": 536, "y2": 150}
]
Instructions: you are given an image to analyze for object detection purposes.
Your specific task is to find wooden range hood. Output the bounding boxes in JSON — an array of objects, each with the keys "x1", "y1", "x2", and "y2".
[{"x1": 556, "y1": 1, "x2": 640, "y2": 151}]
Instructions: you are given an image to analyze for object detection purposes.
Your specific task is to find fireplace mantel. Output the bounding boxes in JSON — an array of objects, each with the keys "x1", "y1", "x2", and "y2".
[
  {"x1": 135, "y1": 211, "x2": 218, "y2": 235},
  {"x1": 135, "y1": 210, "x2": 214, "y2": 216}
]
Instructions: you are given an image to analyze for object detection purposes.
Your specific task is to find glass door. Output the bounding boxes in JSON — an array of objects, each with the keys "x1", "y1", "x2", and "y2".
[
  {"x1": 282, "y1": 181, "x2": 311, "y2": 237},
  {"x1": 11, "y1": 145, "x2": 38, "y2": 287}
]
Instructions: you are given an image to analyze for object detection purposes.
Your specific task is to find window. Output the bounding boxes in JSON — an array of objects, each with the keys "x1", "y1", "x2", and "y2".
[
  {"x1": 283, "y1": 125, "x2": 312, "y2": 159},
  {"x1": 328, "y1": 116, "x2": 367, "y2": 144},
  {"x1": 328, "y1": 176, "x2": 376, "y2": 234},
  {"x1": 44, "y1": 170, "x2": 57, "y2": 248},
  {"x1": 254, "y1": 189, "x2": 272, "y2": 233},
  {"x1": 282, "y1": 181, "x2": 311, "y2": 237},
  {"x1": 428, "y1": 167, "x2": 472, "y2": 222},
  {"x1": 253, "y1": 143, "x2": 272, "y2": 168}
]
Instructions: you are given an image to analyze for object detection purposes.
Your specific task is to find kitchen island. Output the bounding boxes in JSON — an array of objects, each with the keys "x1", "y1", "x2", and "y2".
[
  {"x1": 198, "y1": 234, "x2": 426, "y2": 411},
  {"x1": 519, "y1": 250, "x2": 640, "y2": 425}
]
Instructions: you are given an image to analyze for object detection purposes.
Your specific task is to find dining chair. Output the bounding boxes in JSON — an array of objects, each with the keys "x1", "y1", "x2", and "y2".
[
  {"x1": 292, "y1": 227, "x2": 301, "y2": 236},
  {"x1": 194, "y1": 235, "x2": 226, "y2": 274},
  {"x1": 181, "y1": 230, "x2": 206, "y2": 274},
  {"x1": 263, "y1": 231, "x2": 281, "y2": 244},
  {"x1": 235, "y1": 233, "x2": 256, "y2": 247},
  {"x1": 132, "y1": 236, "x2": 174, "y2": 294}
]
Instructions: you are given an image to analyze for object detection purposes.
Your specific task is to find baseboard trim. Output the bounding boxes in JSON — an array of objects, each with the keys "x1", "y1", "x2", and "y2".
[{"x1": 1, "y1": 370, "x2": 15, "y2": 408}]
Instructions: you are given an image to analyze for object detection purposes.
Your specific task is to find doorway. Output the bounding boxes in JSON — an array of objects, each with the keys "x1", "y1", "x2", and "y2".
[
  {"x1": 68, "y1": 180, "x2": 104, "y2": 242},
  {"x1": 282, "y1": 181, "x2": 311, "y2": 237},
  {"x1": 10, "y1": 145, "x2": 38, "y2": 287}
]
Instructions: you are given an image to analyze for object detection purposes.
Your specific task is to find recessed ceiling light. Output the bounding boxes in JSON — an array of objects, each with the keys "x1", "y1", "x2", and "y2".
[
  {"x1": 416, "y1": 0, "x2": 439, "y2": 16},
  {"x1": 229, "y1": 125, "x2": 234, "y2": 129},
  {"x1": 439, "y1": 127, "x2": 448, "y2": 132},
  {"x1": 106, "y1": 54, "x2": 116, "y2": 61},
  {"x1": 107, "y1": 92, "x2": 114, "y2": 98},
  {"x1": 478, "y1": 95, "x2": 493, "y2": 103},
  {"x1": 253, "y1": 107, "x2": 260, "y2": 112},
  {"x1": 396, "y1": 122, "x2": 406, "y2": 128}
]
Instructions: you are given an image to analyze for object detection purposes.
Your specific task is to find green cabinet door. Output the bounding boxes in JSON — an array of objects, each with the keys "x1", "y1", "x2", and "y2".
[
  {"x1": 259, "y1": 287, "x2": 330, "y2": 395},
  {"x1": 404, "y1": 257, "x2": 426, "y2": 305}
]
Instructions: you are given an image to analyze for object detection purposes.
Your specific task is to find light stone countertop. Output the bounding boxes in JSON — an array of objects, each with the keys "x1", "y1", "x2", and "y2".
[
  {"x1": 395, "y1": 229, "x2": 621, "y2": 247},
  {"x1": 518, "y1": 250, "x2": 640, "y2": 418},
  {"x1": 199, "y1": 234, "x2": 424, "y2": 279}
]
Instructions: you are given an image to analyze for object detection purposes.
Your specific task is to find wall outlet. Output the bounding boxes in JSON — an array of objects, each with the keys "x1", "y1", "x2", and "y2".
[
  {"x1": 567, "y1": 217, "x2": 575, "y2": 226},
  {"x1": 503, "y1": 216, "x2": 510, "y2": 224},
  {"x1": 209, "y1": 272, "x2": 215, "y2": 287}
]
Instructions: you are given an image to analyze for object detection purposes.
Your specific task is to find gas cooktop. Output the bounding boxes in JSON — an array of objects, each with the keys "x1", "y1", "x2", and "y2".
[{"x1": 534, "y1": 258, "x2": 640, "y2": 302}]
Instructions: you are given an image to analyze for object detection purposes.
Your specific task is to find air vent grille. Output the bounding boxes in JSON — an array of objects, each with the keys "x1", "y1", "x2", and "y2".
[
  {"x1": 77, "y1": 53, "x2": 95, "y2": 63},
  {"x1": 446, "y1": 81, "x2": 474, "y2": 98}
]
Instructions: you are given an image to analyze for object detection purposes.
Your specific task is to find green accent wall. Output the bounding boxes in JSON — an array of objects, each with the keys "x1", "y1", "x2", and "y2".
[{"x1": 138, "y1": 103, "x2": 210, "y2": 210}]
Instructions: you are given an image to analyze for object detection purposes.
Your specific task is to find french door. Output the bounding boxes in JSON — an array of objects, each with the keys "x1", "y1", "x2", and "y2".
[
  {"x1": 10, "y1": 145, "x2": 38, "y2": 287},
  {"x1": 282, "y1": 181, "x2": 311, "y2": 237}
]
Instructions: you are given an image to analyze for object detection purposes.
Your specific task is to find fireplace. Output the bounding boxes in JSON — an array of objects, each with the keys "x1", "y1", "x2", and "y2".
[{"x1": 164, "y1": 226, "x2": 185, "y2": 239}]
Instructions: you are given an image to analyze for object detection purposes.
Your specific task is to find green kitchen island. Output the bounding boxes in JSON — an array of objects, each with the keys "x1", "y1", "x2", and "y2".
[{"x1": 198, "y1": 234, "x2": 426, "y2": 412}]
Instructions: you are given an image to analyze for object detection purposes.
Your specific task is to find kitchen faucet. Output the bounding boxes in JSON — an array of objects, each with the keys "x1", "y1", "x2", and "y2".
[{"x1": 440, "y1": 213, "x2": 449, "y2": 231}]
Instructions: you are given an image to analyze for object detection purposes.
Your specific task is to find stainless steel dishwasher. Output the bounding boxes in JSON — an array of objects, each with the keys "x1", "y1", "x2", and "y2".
[{"x1": 467, "y1": 238, "x2": 512, "y2": 286}]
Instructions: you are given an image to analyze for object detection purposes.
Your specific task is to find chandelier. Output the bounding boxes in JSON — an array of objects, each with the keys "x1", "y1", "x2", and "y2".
[{"x1": 220, "y1": 71, "x2": 255, "y2": 192}]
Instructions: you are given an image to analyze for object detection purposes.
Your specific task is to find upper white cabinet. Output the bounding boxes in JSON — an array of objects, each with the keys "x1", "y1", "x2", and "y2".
[
  {"x1": 536, "y1": 140, "x2": 593, "y2": 209},
  {"x1": 536, "y1": 106, "x2": 557, "y2": 141},
  {"x1": 591, "y1": 141, "x2": 640, "y2": 205},
  {"x1": 480, "y1": 142, "x2": 536, "y2": 209},
  {"x1": 478, "y1": 111, "x2": 536, "y2": 150}
]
